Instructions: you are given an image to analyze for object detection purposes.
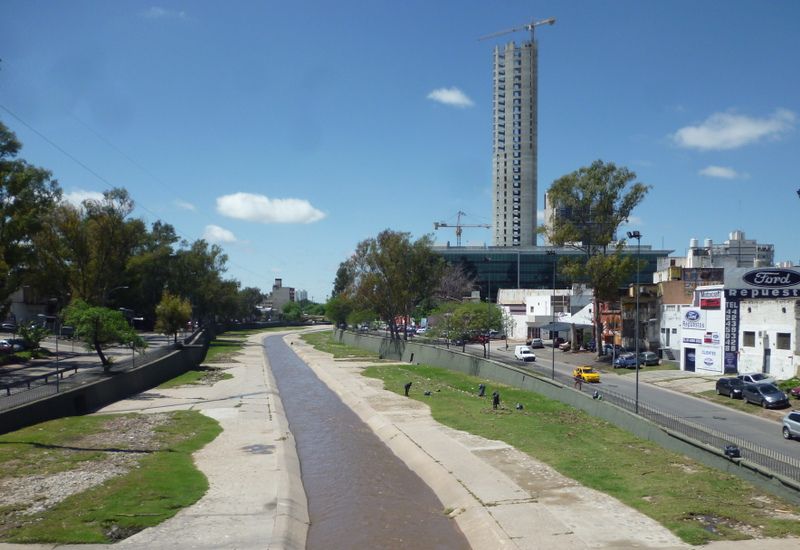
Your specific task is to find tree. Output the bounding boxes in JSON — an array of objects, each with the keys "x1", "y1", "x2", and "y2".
[
  {"x1": 0, "y1": 121, "x2": 62, "y2": 318},
  {"x1": 282, "y1": 301, "x2": 303, "y2": 323},
  {"x1": 435, "y1": 263, "x2": 477, "y2": 303},
  {"x1": 331, "y1": 261, "x2": 354, "y2": 298},
  {"x1": 237, "y1": 287, "x2": 264, "y2": 321},
  {"x1": 155, "y1": 292, "x2": 192, "y2": 343},
  {"x1": 325, "y1": 294, "x2": 353, "y2": 327},
  {"x1": 63, "y1": 299, "x2": 146, "y2": 370},
  {"x1": 452, "y1": 301, "x2": 503, "y2": 357},
  {"x1": 541, "y1": 160, "x2": 650, "y2": 356},
  {"x1": 348, "y1": 230, "x2": 444, "y2": 340}
]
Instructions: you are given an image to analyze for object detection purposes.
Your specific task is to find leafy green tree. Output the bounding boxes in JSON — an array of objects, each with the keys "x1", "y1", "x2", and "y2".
[
  {"x1": 63, "y1": 299, "x2": 146, "y2": 370},
  {"x1": 237, "y1": 287, "x2": 264, "y2": 321},
  {"x1": 326, "y1": 294, "x2": 353, "y2": 327},
  {"x1": 453, "y1": 301, "x2": 503, "y2": 357},
  {"x1": 125, "y1": 221, "x2": 180, "y2": 327},
  {"x1": 348, "y1": 230, "x2": 444, "y2": 340},
  {"x1": 0, "y1": 121, "x2": 62, "y2": 317},
  {"x1": 541, "y1": 160, "x2": 650, "y2": 355},
  {"x1": 282, "y1": 301, "x2": 303, "y2": 323},
  {"x1": 331, "y1": 261, "x2": 354, "y2": 298},
  {"x1": 155, "y1": 292, "x2": 192, "y2": 343},
  {"x1": 18, "y1": 324, "x2": 49, "y2": 350}
]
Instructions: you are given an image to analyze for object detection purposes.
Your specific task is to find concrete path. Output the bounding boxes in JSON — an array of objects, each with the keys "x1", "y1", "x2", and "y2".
[{"x1": 2, "y1": 330, "x2": 797, "y2": 549}]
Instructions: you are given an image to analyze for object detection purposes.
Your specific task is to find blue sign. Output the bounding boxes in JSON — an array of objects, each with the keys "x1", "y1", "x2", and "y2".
[{"x1": 742, "y1": 269, "x2": 800, "y2": 288}]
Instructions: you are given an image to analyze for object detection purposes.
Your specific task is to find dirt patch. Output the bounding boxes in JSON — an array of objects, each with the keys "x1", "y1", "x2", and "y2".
[{"x1": 0, "y1": 414, "x2": 170, "y2": 521}]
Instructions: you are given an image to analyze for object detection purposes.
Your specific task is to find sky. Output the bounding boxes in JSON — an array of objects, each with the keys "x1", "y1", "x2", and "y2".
[{"x1": 1, "y1": 1, "x2": 798, "y2": 302}]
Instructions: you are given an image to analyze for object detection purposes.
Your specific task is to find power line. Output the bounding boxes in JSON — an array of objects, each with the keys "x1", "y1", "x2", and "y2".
[{"x1": 0, "y1": 103, "x2": 277, "y2": 289}]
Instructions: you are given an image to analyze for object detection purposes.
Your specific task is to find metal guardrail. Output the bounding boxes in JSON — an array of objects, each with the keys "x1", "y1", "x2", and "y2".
[
  {"x1": 415, "y1": 335, "x2": 800, "y2": 485},
  {"x1": 0, "y1": 343, "x2": 179, "y2": 412},
  {"x1": 594, "y1": 385, "x2": 800, "y2": 483}
]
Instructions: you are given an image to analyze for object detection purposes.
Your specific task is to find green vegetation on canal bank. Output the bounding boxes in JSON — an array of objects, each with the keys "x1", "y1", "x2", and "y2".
[{"x1": 301, "y1": 331, "x2": 800, "y2": 545}]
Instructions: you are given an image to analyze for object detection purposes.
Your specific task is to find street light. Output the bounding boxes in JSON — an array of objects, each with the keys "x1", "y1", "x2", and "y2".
[
  {"x1": 627, "y1": 230, "x2": 642, "y2": 414},
  {"x1": 546, "y1": 249, "x2": 556, "y2": 380}
]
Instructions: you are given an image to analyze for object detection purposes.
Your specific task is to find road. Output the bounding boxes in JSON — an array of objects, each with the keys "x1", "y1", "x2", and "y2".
[{"x1": 429, "y1": 337, "x2": 799, "y2": 459}]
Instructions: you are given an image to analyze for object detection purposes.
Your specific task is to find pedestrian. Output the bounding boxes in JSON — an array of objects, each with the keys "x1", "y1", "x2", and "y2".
[
  {"x1": 404, "y1": 382, "x2": 412, "y2": 397},
  {"x1": 574, "y1": 374, "x2": 582, "y2": 390},
  {"x1": 478, "y1": 383, "x2": 486, "y2": 397},
  {"x1": 492, "y1": 390, "x2": 500, "y2": 410}
]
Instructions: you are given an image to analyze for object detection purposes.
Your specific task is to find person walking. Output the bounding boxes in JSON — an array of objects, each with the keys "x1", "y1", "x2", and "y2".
[
  {"x1": 492, "y1": 390, "x2": 500, "y2": 410},
  {"x1": 574, "y1": 374, "x2": 582, "y2": 390}
]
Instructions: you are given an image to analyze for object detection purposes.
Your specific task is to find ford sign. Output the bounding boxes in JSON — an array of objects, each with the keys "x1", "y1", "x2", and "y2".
[
  {"x1": 742, "y1": 269, "x2": 800, "y2": 288},
  {"x1": 685, "y1": 310, "x2": 701, "y2": 321}
]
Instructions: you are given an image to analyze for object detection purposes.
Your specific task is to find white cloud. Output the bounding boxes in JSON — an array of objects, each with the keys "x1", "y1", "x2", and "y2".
[
  {"x1": 699, "y1": 165, "x2": 746, "y2": 179},
  {"x1": 174, "y1": 199, "x2": 196, "y2": 211},
  {"x1": 141, "y1": 7, "x2": 187, "y2": 19},
  {"x1": 216, "y1": 192, "x2": 326, "y2": 224},
  {"x1": 203, "y1": 225, "x2": 237, "y2": 243},
  {"x1": 427, "y1": 87, "x2": 475, "y2": 108},
  {"x1": 63, "y1": 189, "x2": 104, "y2": 207},
  {"x1": 672, "y1": 109, "x2": 795, "y2": 151}
]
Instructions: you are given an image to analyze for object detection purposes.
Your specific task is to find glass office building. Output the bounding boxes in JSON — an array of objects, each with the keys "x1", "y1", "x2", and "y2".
[{"x1": 434, "y1": 245, "x2": 672, "y2": 303}]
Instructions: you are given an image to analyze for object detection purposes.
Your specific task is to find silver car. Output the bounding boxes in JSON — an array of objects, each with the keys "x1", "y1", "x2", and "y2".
[
  {"x1": 783, "y1": 411, "x2": 800, "y2": 440},
  {"x1": 741, "y1": 383, "x2": 789, "y2": 409}
]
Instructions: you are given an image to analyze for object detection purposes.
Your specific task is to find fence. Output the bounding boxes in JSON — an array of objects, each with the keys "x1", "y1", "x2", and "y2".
[{"x1": 0, "y1": 343, "x2": 180, "y2": 412}]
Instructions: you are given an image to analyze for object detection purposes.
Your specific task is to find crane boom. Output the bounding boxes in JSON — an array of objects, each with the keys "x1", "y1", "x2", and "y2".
[
  {"x1": 478, "y1": 17, "x2": 556, "y2": 42},
  {"x1": 434, "y1": 211, "x2": 491, "y2": 247}
]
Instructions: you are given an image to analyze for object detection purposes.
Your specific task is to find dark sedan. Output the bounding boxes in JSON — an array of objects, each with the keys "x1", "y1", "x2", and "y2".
[
  {"x1": 715, "y1": 377, "x2": 745, "y2": 399},
  {"x1": 741, "y1": 383, "x2": 790, "y2": 409}
]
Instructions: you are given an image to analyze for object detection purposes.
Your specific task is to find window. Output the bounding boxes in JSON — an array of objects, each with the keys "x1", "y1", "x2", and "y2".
[
  {"x1": 776, "y1": 332, "x2": 791, "y2": 350},
  {"x1": 671, "y1": 328, "x2": 677, "y2": 334},
  {"x1": 743, "y1": 331, "x2": 755, "y2": 347}
]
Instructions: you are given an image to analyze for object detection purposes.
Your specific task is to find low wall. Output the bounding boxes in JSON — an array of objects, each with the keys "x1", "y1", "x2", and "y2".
[
  {"x1": 336, "y1": 330, "x2": 800, "y2": 506},
  {"x1": 0, "y1": 334, "x2": 209, "y2": 435}
]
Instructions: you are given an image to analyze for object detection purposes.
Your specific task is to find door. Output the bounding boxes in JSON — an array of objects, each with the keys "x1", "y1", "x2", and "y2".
[
  {"x1": 763, "y1": 348, "x2": 771, "y2": 374},
  {"x1": 685, "y1": 347, "x2": 696, "y2": 372}
]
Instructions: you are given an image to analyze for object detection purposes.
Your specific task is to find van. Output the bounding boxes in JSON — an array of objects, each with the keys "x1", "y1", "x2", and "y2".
[{"x1": 514, "y1": 345, "x2": 536, "y2": 362}]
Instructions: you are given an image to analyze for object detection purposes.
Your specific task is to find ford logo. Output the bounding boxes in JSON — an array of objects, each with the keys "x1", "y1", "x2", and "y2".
[
  {"x1": 685, "y1": 310, "x2": 700, "y2": 321},
  {"x1": 704, "y1": 358, "x2": 714, "y2": 366},
  {"x1": 743, "y1": 269, "x2": 800, "y2": 288}
]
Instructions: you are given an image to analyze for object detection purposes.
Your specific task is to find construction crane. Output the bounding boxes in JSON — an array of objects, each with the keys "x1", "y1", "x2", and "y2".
[
  {"x1": 478, "y1": 17, "x2": 556, "y2": 42},
  {"x1": 434, "y1": 211, "x2": 491, "y2": 247}
]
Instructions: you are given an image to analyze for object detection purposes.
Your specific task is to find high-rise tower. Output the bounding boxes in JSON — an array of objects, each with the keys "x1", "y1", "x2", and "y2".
[{"x1": 484, "y1": 18, "x2": 554, "y2": 247}]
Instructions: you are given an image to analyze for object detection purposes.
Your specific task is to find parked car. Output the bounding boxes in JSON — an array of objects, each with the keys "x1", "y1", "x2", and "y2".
[
  {"x1": 1, "y1": 338, "x2": 29, "y2": 352},
  {"x1": 715, "y1": 377, "x2": 745, "y2": 399},
  {"x1": 790, "y1": 386, "x2": 800, "y2": 399},
  {"x1": 737, "y1": 373, "x2": 776, "y2": 385},
  {"x1": 783, "y1": 410, "x2": 800, "y2": 440},
  {"x1": 572, "y1": 366, "x2": 600, "y2": 383},
  {"x1": 558, "y1": 341, "x2": 571, "y2": 351},
  {"x1": 741, "y1": 383, "x2": 789, "y2": 409},
  {"x1": 613, "y1": 353, "x2": 638, "y2": 369},
  {"x1": 602, "y1": 344, "x2": 625, "y2": 356},
  {"x1": 0, "y1": 322, "x2": 17, "y2": 332},
  {"x1": 514, "y1": 345, "x2": 536, "y2": 362},
  {"x1": 528, "y1": 338, "x2": 544, "y2": 349},
  {"x1": 488, "y1": 330, "x2": 505, "y2": 340},
  {"x1": 0, "y1": 340, "x2": 12, "y2": 353},
  {"x1": 637, "y1": 351, "x2": 659, "y2": 366}
]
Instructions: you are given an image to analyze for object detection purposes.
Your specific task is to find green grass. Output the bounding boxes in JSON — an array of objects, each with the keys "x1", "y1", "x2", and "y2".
[
  {"x1": 300, "y1": 330, "x2": 380, "y2": 360},
  {"x1": 362, "y1": 363, "x2": 800, "y2": 544},
  {"x1": 204, "y1": 327, "x2": 301, "y2": 363},
  {"x1": 0, "y1": 410, "x2": 221, "y2": 543},
  {"x1": 157, "y1": 366, "x2": 233, "y2": 389}
]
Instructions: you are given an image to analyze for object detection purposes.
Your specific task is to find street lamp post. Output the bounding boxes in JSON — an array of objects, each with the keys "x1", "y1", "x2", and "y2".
[
  {"x1": 627, "y1": 230, "x2": 642, "y2": 414},
  {"x1": 547, "y1": 250, "x2": 556, "y2": 380}
]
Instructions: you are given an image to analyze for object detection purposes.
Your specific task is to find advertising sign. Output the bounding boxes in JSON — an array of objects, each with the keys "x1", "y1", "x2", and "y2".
[
  {"x1": 725, "y1": 268, "x2": 800, "y2": 298},
  {"x1": 682, "y1": 308, "x2": 705, "y2": 330},
  {"x1": 697, "y1": 346, "x2": 722, "y2": 373}
]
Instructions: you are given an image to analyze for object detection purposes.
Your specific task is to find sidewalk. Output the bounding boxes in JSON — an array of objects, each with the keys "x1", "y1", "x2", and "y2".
[{"x1": 2, "y1": 331, "x2": 796, "y2": 549}]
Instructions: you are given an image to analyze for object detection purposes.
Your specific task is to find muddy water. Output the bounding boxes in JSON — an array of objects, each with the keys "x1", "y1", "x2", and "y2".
[{"x1": 264, "y1": 335, "x2": 469, "y2": 550}]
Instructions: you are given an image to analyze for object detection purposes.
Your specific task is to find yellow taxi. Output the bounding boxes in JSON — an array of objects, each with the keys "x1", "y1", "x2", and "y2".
[{"x1": 572, "y1": 366, "x2": 600, "y2": 383}]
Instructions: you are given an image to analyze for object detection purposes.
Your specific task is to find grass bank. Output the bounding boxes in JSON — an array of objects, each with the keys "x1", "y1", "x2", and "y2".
[
  {"x1": 204, "y1": 327, "x2": 285, "y2": 363},
  {"x1": 303, "y1": 332, "x2": 800, "y2": 545},
  {"x1": 0, "y1": 410, "x2": 221, "y2": 543}
]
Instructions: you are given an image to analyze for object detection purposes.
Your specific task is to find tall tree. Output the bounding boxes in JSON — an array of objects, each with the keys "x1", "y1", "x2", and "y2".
[
  {"x1": 541, "y1": 160, "x2": 650, "y2": 356},
  {"x1": 349, "y1": 230, "x2": 444, "y2": 340},
  {"x1": 0, "y1": 121, "x2": 62, "y2": 317}
]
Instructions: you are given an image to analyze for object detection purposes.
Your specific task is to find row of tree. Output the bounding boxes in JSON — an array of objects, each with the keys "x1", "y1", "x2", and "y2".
[
  {"x1": 326, "y1": 160, "x2": 649, "y2": 358},
  {"x1": 0, "y1": 121, "x2": 267, "y2": 359}
]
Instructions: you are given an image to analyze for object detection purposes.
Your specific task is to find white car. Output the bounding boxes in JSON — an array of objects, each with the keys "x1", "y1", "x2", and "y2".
[
  {"x1": 514, "y1": 345, "x2": 536, "y2": 362},
  {"x1": 737, "y1": 373, "x2": 777, "y2": 385},
  {"x1": 529, "y1": 338, "x2": 544, "y2": 348}
]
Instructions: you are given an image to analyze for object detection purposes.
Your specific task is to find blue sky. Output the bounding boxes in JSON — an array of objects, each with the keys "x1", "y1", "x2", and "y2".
[{"x1": 1, "y1": 1, "x2": 798, "y2": 302}]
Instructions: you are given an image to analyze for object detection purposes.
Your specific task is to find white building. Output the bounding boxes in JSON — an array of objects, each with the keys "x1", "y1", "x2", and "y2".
[
  {"x1": 498, "y1": 286, "x2": 593, "y2": 341},
  {"x1": 679, "y1": 268, "x2": 800, "y2": 380}
]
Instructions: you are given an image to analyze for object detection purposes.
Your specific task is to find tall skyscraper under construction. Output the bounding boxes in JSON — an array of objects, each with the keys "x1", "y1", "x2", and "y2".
[{"x1": 487, "y1": 18, "x2": 554, "y2": 247}]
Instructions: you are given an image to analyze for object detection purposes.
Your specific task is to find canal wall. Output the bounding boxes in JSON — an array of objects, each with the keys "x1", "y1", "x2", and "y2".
[{"x1": 336, "y1": 330, "x2": 800, "y2": 506}]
